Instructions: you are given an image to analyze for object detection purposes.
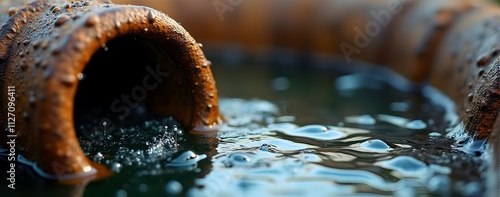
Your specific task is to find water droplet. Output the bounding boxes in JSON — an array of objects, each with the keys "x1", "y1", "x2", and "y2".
[
  {"x1": 279, "y1": 125, "x2": 346, "y2": 141},
  {"x1": 202, "y1": 60, "x2": 211, "y2": 67},
  {"x1": 110, "y1": 162, "x2": 122, "y2": 173},
  {"x1": 165, "y1": 180, "x2": 183, "y2": 195},
  {"x1": 405, "y1": 120, "x2": 427, "y2": 130},
  {"x1": 54, "y1": 15, "x2": 70, "y2": 27},
  {"x1": 77, "y1": 73, "x2": 85, "y2": 80},
  {"x1": 8, "y1": 7, "x2": 17, "y2": 17},
  {"x1": 476, "y1": 55, "x2": 491, "y2": 67},
  {"x1": 468, "y1": 93, "x2": 474, "y2": 102},
  {"x1": 52, "y1": 6, "x2": 61, "y2": 13},
  {"x1": 491, "y1": 48, "x2": 500, "y2": 56},
  {"x1": 377, "y1": 156, "x2": 428, "y2": 177},
  {"x1": 60, "y1": 74, "x2": 76, "y2": 86},
  {"x1": 93, "y1": 152, "x2": 104, "y2": 161},
  {"x1": 86, "y1": 15, "x2": 99, "y2": 27},
  {"x1": 115, "y1": 21, "x2": 121, "y2": 29},
  {"x1": 28, "y1": 91, "x2": 36, "y2": 104},
  {"x1": 259, "y1": 144, "x2": 276, "y2": 152},
  {"x1": 197, "y1": 42, "x2": 204, "y2": 48},
  {"x1": 32, "y1": 40, "x2": 41, "y2": 49},
  {"x1": 147, "y1": 11, "x2": 156, "y2": 23},
  {"x1": 73, "y1": 41, "x2": 85, "y2": 51},
  {"x1": 360, "y1": 139, "x2": 392, "y2": 152},
  {"x1": 166, "y1": 150, "x2": 206, "y2": 167},
  {"x1": 428, "y1": 132, "x2": 442, "y2": 137},
  {"x1": 20, "y1": 60, "x2": 28, "y2": 71},
  {"x1": 223, "y1": 153, "x2": 251, "y2": 167},
  {"x1": 478, "y1": 69, "x2": 485, "y2": 77},
  {"x1": 52, "y1": 47, "x2": 62, "y2": 55}
]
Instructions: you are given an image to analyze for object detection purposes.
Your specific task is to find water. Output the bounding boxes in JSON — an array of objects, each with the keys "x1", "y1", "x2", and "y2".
[{"x1": 0, "y1": 61, "x2": 489, "y2": 196}]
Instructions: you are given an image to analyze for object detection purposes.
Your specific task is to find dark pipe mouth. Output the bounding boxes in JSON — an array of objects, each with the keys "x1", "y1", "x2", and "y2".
[{"x1": 74, "y1": 35, "x2": 173, "y2": 130}]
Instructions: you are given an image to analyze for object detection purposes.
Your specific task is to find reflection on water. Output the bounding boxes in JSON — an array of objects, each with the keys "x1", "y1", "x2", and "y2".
[
  {"x1": 189, "y1": 97, "x2": 482, "y2": 196},
  {"x1": 0, "y1": 62, "x2": 489, "y2": 196}
]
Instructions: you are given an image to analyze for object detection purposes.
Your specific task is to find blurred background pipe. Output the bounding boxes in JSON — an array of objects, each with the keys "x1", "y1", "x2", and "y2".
[
  {"x1": 0, "y1": 0, "x2": 220, "y2": 180},
  {"x1": 120, "y1": 0, "x2": 500, "y2": 140}
]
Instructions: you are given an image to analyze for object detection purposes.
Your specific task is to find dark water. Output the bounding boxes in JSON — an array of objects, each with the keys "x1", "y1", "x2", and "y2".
[{"x1": 0, "y1": 60, "x2": 490, "y2": 196}]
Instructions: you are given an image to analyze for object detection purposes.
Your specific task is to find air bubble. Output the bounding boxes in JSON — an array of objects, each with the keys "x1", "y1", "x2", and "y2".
[
  {"x1": 223, "y1": 153, "x2": 252, "y2": 167},
  {"x1": 345, "y1": 115, "x2": 376, "y2": 125}
]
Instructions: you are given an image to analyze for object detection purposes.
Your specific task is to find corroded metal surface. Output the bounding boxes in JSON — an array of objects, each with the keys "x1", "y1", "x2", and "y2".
[{"x1": 0, "y1": 0, "x2": 220, "y2": 179}]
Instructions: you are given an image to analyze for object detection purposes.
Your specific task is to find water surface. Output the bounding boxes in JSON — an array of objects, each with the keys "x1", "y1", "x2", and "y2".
[{"x1": 0, "y1": 61, "x2": 487, "y2": 196}]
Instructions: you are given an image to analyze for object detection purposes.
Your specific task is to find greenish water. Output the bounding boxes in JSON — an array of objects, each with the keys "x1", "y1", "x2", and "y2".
[{"x1": 0, "y1": 60, "x2": 489, "y2": 196}]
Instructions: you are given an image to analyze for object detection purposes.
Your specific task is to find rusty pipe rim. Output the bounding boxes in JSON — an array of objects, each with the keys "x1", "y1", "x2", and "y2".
[{"x1": 1, "y1": 1, "x2": 220, "y2": 180}]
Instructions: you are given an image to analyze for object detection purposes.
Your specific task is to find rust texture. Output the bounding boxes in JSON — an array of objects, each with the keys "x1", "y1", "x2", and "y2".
[
  {"x1": 0, "y1": 0, "x2": 220, "y2": 178},
  {"x1": 124, "y1": 0, "x2": 500, "y2": 139}
]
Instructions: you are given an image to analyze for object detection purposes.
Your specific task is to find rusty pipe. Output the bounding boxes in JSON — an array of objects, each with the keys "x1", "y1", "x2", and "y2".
[
  {"x1": 121, "y1": 0, "x2": 500, "y2": 139},
  {"x1": 0, "y1": 0, "x2": 220, "y2": 179}
]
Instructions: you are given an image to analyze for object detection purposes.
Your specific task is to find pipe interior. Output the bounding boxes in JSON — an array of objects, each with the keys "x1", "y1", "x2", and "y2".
[{"x1": 74, "y1": 36, "x2": 173, "y2": 130}]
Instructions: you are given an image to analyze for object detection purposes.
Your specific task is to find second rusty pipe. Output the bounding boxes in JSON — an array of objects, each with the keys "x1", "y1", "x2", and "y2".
[{"x1": 0, "y1": 0, "x2": 220, "y2": 179}]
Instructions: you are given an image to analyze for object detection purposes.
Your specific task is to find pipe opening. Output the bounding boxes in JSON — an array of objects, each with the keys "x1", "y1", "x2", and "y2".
[{"x1": 74, "y1": 35, "x2": 179, "y2": 131}]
